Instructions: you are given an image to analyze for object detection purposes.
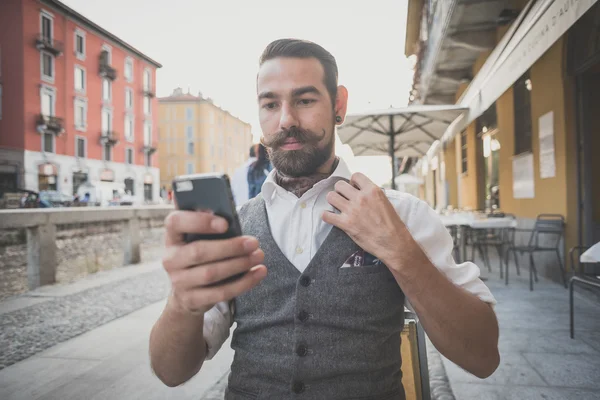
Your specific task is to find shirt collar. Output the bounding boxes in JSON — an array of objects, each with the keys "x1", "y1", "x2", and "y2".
[{"x1": 262, "y1": 158, "x2": 352, "y2": 204}]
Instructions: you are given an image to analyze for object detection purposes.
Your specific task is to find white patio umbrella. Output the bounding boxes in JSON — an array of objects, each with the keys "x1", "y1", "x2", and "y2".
[
  {"x1": 394, "y1": 174, "x2": 423, "y2": 185},
  {"x1": 338, "y1": 105, "x2": 467, "y2": 189}
]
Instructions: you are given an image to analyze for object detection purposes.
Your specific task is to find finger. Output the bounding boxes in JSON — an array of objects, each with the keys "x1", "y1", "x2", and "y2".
[
  {"x1": 184, "y1": 265, "x2": 268, "y2": 308},
  {"x1": 164, "y1": 211, "x2": 228, "y2": 246},
  {"x1": 334, "y1": 180, "x2": 359, "y2": 200},
  {"x1": 350, "y1": 172, "x2": 375, "y2": 190},
  {"x1": 322, "y1": 210, "x2": 345, "y2": 229},
  {"x1": 326, "y1": 191, "x2": 350, "y2": 213},
  {"x1": 172, "y1": 249, "x2": 265, "y2": 288},
  {"x1": 165, "y1": 235, "x2": 260, "y2": 270}
]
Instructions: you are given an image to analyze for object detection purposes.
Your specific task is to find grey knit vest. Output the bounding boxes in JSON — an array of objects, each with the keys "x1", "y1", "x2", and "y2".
[{"x1": 225, "y1": 195, "x2": 406, "y2": 400}]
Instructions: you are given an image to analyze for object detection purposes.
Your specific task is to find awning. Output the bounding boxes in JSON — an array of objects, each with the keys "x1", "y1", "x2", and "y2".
[
  {"x1": 338, "y1": 105, "x2": 467, "y2": 189},
  {"x1": 442, "y1": 0, "x2": 598, "y2": 143}
]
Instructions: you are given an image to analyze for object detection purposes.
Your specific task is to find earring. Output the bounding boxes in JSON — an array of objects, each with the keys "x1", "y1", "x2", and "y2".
[{"x1": 336, "y1": 116, "x2": 342, "y2": 123}]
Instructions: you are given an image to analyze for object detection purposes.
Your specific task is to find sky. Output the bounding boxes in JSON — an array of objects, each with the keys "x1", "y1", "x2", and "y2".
[{"x1": 60, "y1": 0, "x2": 415, "y2": 185}]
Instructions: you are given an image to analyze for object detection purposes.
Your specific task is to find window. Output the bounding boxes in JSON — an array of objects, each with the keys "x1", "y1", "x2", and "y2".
[
  {"x1": 212, "y1": 164, "x2": 216, "y2": 172},
  {"x1": 74, "y1": 30, "x2": 85, "y2": 59},
  {"x1": 460, "y1": 130, "x2": 468, "y2": 174},
  {"x1": 124, "y1": 58, "x2": 133, "y2": 82},
  {"x1": 514, "y1": 71, "x2": 533, "y2": 155},
  {"x1": 102, "y1": 79, "x2": 111, "y2": 102},
  {"x1": 126, "y1": 148, "x2": 134, "y2": 165},
  {"x1": 211, "y1": 145, "x2": 215, "y2": 157},
  {"x1": 125, "y1": 115, "x2": 134, "y2": 142},
  {"x1": 101, "y1": 108, "x2": 112, "y2": 134},
  {"x1": 187, "y1": 142, "x2": 194, "y2": 155},
  {"x1": 103, "y1": 143, "x2": 111, "y2": 161},
  {"x1": 41, "y1": 52, "x2": 54, "y2": 82},
  {"x1": 74, "y1": 98, "x2": 87, "y2": 130},
  {"x1": 125, "y1": 88, "x2": 133, "y2": 110},
  {"x1": 41, "y1": 86, "x2": 55, "y2": 116},
  {"x1": 74, "y1": 66, "x2": 85, "y2": 93},
  {"x1": 41, "y1": 13, "x2": 52, "y2": 41},
  {"x1": 101, "y1": 45, "x2": 112, "y2": 64},
  {"x1": 186, "y1": 107, "x2": 193, "y2": 120},
  {"x1": 144, "y1": 122, "x2": 152, "y2": 146},
  {"x1": 76, "y1": 136, "x2": 86, "y2": 158},
  {"x1": 43, "y1": 132, "x2": 54, "y2": 153},
  {"x1": 145, "y1": 152, "x2": 152, "y2": 167},
  {"x1": 186, "y1": 162, "x2": 194, "y2": 174},
  {"x1": 143, "y1": 69, "x2": 151, "y2": 91},
  {"x1": 143, "y1": 96, "x2": 151, "y2": 115}
]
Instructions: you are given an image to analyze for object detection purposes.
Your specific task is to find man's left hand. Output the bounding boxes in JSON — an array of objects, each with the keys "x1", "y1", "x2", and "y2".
[{"x1": 322, "y1": 172, "x2": 409, "y2": 267}]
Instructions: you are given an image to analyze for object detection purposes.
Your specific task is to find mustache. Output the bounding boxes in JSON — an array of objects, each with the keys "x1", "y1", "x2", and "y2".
[{"x1": 261, "y1": 127, "x2": 327, "y2": 149}]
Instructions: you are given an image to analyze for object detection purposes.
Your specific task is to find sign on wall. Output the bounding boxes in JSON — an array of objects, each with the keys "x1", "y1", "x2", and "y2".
[
  {"x1": 513, "y1": 152, "x2": 535, "y2": 199},
  {"x1": 539, "y1": 111, "x2": 556, "y2": 178}
]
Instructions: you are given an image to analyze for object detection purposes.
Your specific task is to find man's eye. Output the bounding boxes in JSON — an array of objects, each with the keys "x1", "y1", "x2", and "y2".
[
  {"x1": 298, "y1": 99, "x2": 315, "y2": 106},
  {"x1": 263, "y1": 102, "x2": 278, "y2": 110}
]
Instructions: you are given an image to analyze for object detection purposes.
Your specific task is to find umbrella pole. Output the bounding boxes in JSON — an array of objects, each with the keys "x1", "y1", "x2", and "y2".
[{"x1": 389, "y1": 115, "x2": 396, "y2": 190}]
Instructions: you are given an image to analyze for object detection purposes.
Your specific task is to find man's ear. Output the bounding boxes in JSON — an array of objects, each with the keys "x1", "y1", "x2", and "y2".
[{"x1": 334, "y1": 85, "x2": 349, "y2": 125}]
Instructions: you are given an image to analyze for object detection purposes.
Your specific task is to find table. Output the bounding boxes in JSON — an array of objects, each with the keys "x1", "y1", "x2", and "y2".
[
  {"x1": 440, "y1": 215, "x2": 517, "y2": 263},
  {"x1": 580, "y1": 241, "x2": 600, "y2": 263}
]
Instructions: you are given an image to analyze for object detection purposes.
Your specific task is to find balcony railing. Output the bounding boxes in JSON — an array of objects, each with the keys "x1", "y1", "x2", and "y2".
[
  {"x1": 99, "y1": 51, "x2": 117, "y2": 81},
  {"x1": 142, "y1": 144, "x2": 157, "y2": 155},
  {"x1": 36, "y1": 115, "x2": 64, "y2": 135},
  {"x1": 35, "y1": 35, "x2": 64, "y2": 56},
  {"x1": 100, "y1": 131, "x2": 120, "y2": 146},
  {"x1": 143, "y1": 88, "x2": 155, "y2": 98}
]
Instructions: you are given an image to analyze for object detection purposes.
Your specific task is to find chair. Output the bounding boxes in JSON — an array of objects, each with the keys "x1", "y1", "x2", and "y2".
[
  {"x1": 401, "y1": 310, "x2": 431, "y2": 400},
  {"x1": 504, "y1": 214, "x2": 566, "y2": 291},
  {"x1": 569, "y1": 245, "x2": 600, "y2": 339}
]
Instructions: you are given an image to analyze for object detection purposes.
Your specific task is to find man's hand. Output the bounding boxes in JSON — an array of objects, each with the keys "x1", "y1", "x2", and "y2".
[
  {"x1": 162, "y1": 211, "x2": 268, "y2": 315},
  {"x1": 322, "y1": 172, "x2": 409, "y2": 267}
]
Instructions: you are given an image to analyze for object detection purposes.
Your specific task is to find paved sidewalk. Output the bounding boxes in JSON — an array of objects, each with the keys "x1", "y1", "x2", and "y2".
[{"x1": 443, "y1": 262, "x2": 600, "y2": 400}]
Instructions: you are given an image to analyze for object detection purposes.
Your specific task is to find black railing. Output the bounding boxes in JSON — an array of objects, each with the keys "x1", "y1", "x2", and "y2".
[
  {"x1": 35, "y1": 35, "x2": 64, "y2": 56},
  {"x1": 99, "y1": 51, "x2": 117, "y2": 80},
  {"x1": 143, "y1": 144, "x2": 157, "y2": 155},
  {"x1": 37, "y1": 114, "x2": 64, "y2": 135},
  {"x1": 143, "y1": 89, "x2": 155, "y2": 98},
  {"x1": 100, "y1": 131, "x2": 120, "y2": 146}
]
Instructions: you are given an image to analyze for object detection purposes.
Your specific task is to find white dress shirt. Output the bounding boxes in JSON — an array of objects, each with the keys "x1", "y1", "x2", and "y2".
[
  {"x1": 203, "y1": 158, "x2": 496, "y2": 359},
  {"x1": 230, "y1": 157, "x2": 256, "y2": 207}
]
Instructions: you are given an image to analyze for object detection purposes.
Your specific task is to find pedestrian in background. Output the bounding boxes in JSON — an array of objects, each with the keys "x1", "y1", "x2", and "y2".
[
  {"x1": 231, "y1": 145, "x2": 257, "y2": 207},
  {"x1": 246, "y1": 143, "x2": 272, "y2": 200}
]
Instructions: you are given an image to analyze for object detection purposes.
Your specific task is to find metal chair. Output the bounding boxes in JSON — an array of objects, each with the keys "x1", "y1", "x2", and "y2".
[
  {"x1": 504, "y1": 214, "x2": 566, "y2": 291},
  {"x1": 472, "y1": 213, "x2": 517, "y2": 278},
  {"x1": 569, "y1": 246, "x2": 600, "y2": 339}
]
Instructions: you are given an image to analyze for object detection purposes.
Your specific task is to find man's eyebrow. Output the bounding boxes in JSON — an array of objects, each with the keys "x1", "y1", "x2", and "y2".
[
  {"x1": 258, "y1": 91, "x2": 278, "y2": 101},
  {"x1": 292, "y1": 86, "x2": 321, "y2": 97}
]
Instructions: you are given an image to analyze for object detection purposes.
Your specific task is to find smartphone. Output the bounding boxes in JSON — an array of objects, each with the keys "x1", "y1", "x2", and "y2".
[{"x1": 172, "y1": 173, "x2": 245, "y2": 285}]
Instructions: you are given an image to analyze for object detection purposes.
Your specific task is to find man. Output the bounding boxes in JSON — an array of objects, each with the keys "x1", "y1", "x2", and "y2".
[
  {"x1": 150, "y1": 39, "x2": 499, "y2": 399},
  {"x1": 231, "y1": 145, "x2": 257, "y2": 207}
]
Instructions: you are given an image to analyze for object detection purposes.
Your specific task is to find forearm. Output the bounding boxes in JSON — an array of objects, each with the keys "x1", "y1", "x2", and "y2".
[
  {"x1": 384, "y1": 236, "x2": 499, "y2": 378},
  {"x1": 149, "y1": 297, "x2": 208, "y2": 387}
]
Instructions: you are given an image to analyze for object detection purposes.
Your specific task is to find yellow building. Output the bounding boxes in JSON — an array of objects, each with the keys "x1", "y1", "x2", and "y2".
[
  {"x1": 406, "y1": 0, "x2": 600, "y2": 281},
  {"x1": 158, "y1": 88, "x2": 254, "y2": 190}
]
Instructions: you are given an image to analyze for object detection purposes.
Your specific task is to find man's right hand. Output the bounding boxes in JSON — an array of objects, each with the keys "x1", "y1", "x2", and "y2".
[{"x1": 162, "y1": 210, "x2": 268, "y2": 315}]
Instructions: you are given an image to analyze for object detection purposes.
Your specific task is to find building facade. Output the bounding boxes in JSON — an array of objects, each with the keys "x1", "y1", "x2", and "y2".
[
  {"x1": 406, "y1": 0, "x2": 600, "y2": 281},
  {"x1": 158, "y1": 88, "x2": 254, "y2": 191},
  {"x1": 0, "y1": 0, "x2": 162, "y2": 203}
]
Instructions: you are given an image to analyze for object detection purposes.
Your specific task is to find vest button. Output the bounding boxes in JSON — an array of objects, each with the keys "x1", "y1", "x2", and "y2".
[
  {"x1": 298, "y1": 310, "x2": 309, "y2": 322},
  {"x1": 300, "y1": 276, "x2": 311, "y2": 287},
  {"x1": 296, "y1": 344, "x2": 308, "y2": 357},
  {"x1": 292, "y1": 381, "x2": 305, "y2": 393}
]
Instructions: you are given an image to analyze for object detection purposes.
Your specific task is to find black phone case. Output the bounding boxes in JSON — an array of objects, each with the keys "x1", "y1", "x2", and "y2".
[
  {"x1": 172, "y1": 173, "x2": 242, "y2": 242},
  {"x1": 172, "y1": 173, "x2": 245, "y2": 286}
]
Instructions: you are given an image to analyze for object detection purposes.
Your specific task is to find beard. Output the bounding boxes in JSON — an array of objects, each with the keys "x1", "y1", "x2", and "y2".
[{"x1": 261, "y1": 125, "x2": 335, "y2": 177}]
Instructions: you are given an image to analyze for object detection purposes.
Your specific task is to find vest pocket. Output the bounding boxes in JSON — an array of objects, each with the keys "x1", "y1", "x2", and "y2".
[
  {"x1": 337, "y1": 262, "x2": 389, "y2": 276},
  {"x1": 226, "y1": 385, "x2": 260, "y2": 399}
]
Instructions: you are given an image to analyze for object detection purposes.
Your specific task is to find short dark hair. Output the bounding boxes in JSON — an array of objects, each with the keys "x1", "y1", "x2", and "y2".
[
  {"x1": 249, "y1": 145, "x2": 256, "y2": 158},
  {"x1": 259, "y1": 39, "x2": 338, "y2": 107}
]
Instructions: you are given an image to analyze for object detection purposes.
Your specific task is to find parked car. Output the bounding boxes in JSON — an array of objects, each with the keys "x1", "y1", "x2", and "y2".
[{"x1": 38, "y1": 191, "x2": 73, "y2": 207}]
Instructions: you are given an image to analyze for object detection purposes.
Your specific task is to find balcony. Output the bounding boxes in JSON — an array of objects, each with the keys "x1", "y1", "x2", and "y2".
[
  {"x1": 35, "y1": 35, "x2": 64, "y2": 56},
  {"x1": 99, "y1": 51, "x2": 117, "y2": 81},
  {"x1": 36, "y1": 115, "x2": 64, "y2": 135},
  {"x1": 142, "y1": 144, "x2": 157, "y2": 155},
  {"x1": 100, "y1": 131, "x2": 119, "y2": 146},
  {"x1": 143, "y1": 88, "x2": 155, "y2": 98}
]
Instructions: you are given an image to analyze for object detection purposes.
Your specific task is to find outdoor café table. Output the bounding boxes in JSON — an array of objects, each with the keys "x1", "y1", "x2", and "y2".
[
  {"x1": 580, "y1": 241, "x2": 600, "y2": 263},
  {"x1": 440, "y1": 215, "x2": 517, "y2": 264}
]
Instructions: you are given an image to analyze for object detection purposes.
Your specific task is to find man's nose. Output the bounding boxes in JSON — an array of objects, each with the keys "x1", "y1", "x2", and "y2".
[{"x1": 279, "y1": 103, "x2": 299, "y2": 131}]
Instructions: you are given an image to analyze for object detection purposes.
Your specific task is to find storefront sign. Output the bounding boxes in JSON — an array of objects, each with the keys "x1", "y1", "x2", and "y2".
[
  {"x1": 144, "y1": 173, "x2": 153, "y2": 184},
  {"x1": 539, "y1": 111, "x2": 556, "y2": 178},
  {"x1": 38, "y1": 163, "x2": 57, "y2": 176},
  {"x1": 100, "y1": 169, "x2": 114, "y2": 182},
  {"x1": 513, "y1": 152, "x2": 535, "y2": 199},
  {"x1": 464, "y1": 0, "x2": 598, "y2": 125}
]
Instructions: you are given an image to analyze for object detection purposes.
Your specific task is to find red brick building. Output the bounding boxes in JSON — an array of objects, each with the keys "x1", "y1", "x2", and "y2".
[{"x1": 0, "y1": 0, "x2": 162, "y2": 203}]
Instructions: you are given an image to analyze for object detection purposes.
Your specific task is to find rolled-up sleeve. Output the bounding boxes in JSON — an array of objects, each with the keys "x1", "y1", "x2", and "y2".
[
  {"x1": 387, "y1": 191, "x2": 497, "y2": 305},
  {"x1": 203, "y1": 301, "x2": 234, "y2": 360}
]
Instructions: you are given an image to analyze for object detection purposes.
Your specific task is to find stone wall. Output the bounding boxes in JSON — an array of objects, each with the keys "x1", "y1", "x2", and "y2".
[{"x1": 0, "y1": 207, "x2": 170, "y2": 300}]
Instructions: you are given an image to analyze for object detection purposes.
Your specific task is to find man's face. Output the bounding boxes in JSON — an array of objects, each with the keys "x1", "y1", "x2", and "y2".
[{"x1": 257, "y1": 57, "x2": 337, "y2": 177}]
